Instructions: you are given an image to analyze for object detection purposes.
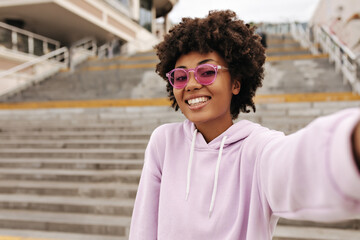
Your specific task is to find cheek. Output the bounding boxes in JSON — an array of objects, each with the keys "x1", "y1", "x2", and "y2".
[
  {"x1": 173, "y1": 89, "x2": 183, "y2": 104},
  {"x1": 211, "y1": 81, "x2": 233, "y2": 100}
]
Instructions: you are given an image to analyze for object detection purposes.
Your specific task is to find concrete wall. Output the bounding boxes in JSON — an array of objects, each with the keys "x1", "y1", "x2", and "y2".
[{"x1": 311, "y1": 0, "x2": 360, "y2": 53}]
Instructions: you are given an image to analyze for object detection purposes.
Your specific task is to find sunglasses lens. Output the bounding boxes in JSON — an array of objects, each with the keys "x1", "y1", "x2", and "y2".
[
  {"x1": 170, "y1": 69, "x2": 187, "y2": 88},
  {"x1": 196, "y1": 65, "x2": 216, "y2": 85}
]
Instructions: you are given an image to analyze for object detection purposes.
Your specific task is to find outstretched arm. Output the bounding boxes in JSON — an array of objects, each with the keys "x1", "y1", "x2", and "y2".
[{"x1": 259, "y1": 108, "x2": 360, "y2": 222}]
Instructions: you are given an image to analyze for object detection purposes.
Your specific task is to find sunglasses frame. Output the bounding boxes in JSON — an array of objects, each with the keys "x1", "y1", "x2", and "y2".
[{"x1": 166, "y1": 64, "x2": 228, "y2": 89}]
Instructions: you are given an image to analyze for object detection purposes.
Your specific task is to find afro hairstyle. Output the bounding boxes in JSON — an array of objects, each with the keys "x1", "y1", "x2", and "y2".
[{"x1": 155, "y1": 10, "x2": 266, "y2": 119}]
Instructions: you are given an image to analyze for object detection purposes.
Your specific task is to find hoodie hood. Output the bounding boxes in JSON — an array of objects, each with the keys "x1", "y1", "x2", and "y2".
[{"x1": 183, "y1": 119, "x2": 258, "y2": 150}]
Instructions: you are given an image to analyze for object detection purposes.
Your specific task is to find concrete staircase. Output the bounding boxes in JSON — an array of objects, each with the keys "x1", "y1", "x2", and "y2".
[
  {"x1": 0, "y1": 101, "x2": 360, "y2": 239},
  {"x1": 1, "y1": 50, "x2": 165, "y2": 102},
  {"x1": 261, "y1": 34, "x2": 352, "y2": 94},
  {"x1": 0, "y1": 107, "x2": 185, "y2": 240},
  {"x1": 0, "y1": 33, "x2": 359, "y2": 240},
  {"x1": 1, "y1": 34, "x2": 352, "y2": 103}
]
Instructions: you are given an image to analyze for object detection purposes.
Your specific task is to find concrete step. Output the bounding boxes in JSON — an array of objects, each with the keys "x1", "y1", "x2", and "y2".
[
  {"x1": 0, "y1": 168, "x2": 141, "y2": 183},
  {"x1": 273, "y1": 225, "x2": 360, "y2": 240},
  {"x1": 0, "y1": 194, "x2": 134, "y2": 216},
  {"x1": 0, "y1": 139, "x2": 148, "y2": 149},
  {"x1": 0, "y1": 131, "x2": 152, "y2": 140},
  {"x1": 0, "y1": 148, "x2": 145, "y2": 159},
  {"x1": 0, "y1": 125, "x2": 156, "y2": 132},
  {"x1": 0, "y1": 180, "x2": 138, "y2": 198},
  {"x1": 266, "y1": 46, "x2": 309, "y2": 54},
  {"x1": 0, "y1": 158, "x2": 144, "y2": 170},
  {"x1": 0, "y1": 110, "x2": 182, "y2": 120},
  {"x1": 0, "y1": 209, "x2": 131, "y2": 237},
  {"x1": 267, "y1": 36, "x2": 297, "y2": 44},
  {"x1": 267, "y1": 42, "x2": 303, "y2": 49},
  {"x1": 0, "y1": 118, "x2": 184, "y2": 128},
  {"x1": 81, "y1": 57, "x2": 159, "y2": 68},
  {"x1": 0, "y1": 117, "x2": 182, "y2": 126},
  {"x1": 83, "y1": 52, "x2": 159, "y2": 65},
  {"x1": 0, "y1": 105, "x2": 175, "y2": 115},
  {"x1": 266, "y1": 49, "x2": 311, "y2": 57},
  {"x1": 278, "y1": 218, "x2": 360, "y2": 230},
  {"x1": 267, "y1": 37, "x2": 299, "y2": 45},
  {"x1": 0, "y1": 228, "x2": 128, "y2": 240}
]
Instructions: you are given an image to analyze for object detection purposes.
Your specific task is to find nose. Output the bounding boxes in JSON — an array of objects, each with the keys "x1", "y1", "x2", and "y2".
[{"x1": 185, "y1": 70, "x2": 202, "y2": 91}]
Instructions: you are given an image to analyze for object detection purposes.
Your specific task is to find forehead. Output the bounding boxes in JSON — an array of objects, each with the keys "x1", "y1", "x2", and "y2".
[{"x1": 175, "y1": 51, "x2": 226, "y2": 68}]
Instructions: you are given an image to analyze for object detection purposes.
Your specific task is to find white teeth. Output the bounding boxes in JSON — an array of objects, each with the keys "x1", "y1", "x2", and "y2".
[{"x1": 187, "y1": 97, "x2": 209, "y2": 105}]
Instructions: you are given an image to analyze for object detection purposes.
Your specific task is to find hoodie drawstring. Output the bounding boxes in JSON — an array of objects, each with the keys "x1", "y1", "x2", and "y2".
[
  {"x1": 185, "y1": 129, "x2": 197, "y2": 201},
  {"x1": 185, "y1": 128, "x2": 228, "y2": 218},
  {"x1": 209, "y1": 135, "x2": 227, "y2": 218}
]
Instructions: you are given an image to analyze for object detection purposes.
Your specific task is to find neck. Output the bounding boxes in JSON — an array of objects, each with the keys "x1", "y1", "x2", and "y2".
[{"x1": 195, "y1": 118, "x2": 233, "y2": 143}]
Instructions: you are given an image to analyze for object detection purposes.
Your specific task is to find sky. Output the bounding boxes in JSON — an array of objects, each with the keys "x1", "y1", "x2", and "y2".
[{"x1": 168, "y1": 0, "x2": 321, "y2": 24}]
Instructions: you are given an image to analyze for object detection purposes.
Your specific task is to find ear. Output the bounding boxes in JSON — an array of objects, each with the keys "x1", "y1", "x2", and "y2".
[{"x1": 232, "y1": 80, "x2": 241, "y2": 95}]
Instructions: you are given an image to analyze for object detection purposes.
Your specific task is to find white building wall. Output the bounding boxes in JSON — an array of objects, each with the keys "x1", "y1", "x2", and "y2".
[{"x1": 311, "y1": 0, "x2": 360, "y2": 53}]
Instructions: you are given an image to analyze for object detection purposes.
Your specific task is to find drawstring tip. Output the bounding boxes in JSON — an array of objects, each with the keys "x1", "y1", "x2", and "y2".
[
  {"x1": 185, "y1": 192, "x2": 189, "y2": 201},
  {"x1": 208, "y1": 211, "x2": 213, "y2": 218}
]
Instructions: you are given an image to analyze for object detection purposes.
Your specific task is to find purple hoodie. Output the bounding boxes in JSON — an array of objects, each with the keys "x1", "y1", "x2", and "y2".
[{"x1": 129, "y1": 108, "x2": 360, "y2": 239}]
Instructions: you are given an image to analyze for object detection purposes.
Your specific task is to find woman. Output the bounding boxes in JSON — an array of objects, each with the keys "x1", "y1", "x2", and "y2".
[{"x1": 129, "y1": 10, "x2": 360, "y2": 239}]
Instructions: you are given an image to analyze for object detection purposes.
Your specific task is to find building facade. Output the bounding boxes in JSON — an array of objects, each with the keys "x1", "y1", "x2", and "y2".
[
  {"x1": 0, "y1": 0, "x2": 178, "y2": 98},
  {"x1": 310, "y1": 0, "x2": 360, "y2": 53},
  {"x1": 0, "y1": 0, "x2": 177, "y2": 54}
]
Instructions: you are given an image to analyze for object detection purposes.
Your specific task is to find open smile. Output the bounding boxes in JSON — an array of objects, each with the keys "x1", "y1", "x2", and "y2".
[{"x1": 185, "y1": 96, "x2": 211, "y2": 109}]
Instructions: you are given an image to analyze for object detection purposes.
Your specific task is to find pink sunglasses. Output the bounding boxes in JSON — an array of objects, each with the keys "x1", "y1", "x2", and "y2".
[{"x1": 166, "y1": 64, "x2": 228, "y2": 89}]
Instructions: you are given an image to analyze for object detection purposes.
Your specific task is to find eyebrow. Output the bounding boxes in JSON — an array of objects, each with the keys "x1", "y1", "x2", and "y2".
[{"x1": 176, "y1": 58, "x2": 216, "y2": 69}]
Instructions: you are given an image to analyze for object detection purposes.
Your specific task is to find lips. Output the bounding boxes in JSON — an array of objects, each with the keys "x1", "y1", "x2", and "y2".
[{"x1": 184, "y1": 96, "x2": 211, "y2": 111}]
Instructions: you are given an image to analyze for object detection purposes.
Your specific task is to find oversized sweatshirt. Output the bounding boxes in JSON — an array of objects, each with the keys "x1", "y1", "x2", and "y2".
[{"x1": 129, "y1": 108, "x2": 360, "y2": 240}]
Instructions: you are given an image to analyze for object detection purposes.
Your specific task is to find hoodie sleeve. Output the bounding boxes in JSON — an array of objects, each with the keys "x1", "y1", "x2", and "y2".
[
  {"x1": 129, "y1": 127, "x2": 163, "y2": 240},
  {"x1": 259, "y1": 108, "x2": 360, "y2": 221}
]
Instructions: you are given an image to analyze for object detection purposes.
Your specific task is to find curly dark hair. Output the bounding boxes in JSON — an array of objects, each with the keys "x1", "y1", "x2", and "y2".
[{"x1": 155, "y1": 10, "x2": 266, "y2": 119}]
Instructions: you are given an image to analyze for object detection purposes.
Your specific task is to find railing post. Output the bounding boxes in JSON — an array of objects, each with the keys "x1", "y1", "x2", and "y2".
[
  {"x1": 314, "y1": 26, "x2": 320, "y2": 53},
  {"x1": 64, "y1": 49, "x2": 69, "y2": 67},
  {"x1": 28, "y1": 37, "x2": 34, "y2": 55},
  {"x1": 43, "y1": 40, "x2": 48, "y2": 54},
  {"x1": 11, "y1": 31, "x2": 17, "y2": 51}
]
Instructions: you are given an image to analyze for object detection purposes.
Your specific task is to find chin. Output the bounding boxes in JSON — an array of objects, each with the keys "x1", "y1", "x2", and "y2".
[{"x1": 183, "y1": 112, "x2": 212, "y2": 124}]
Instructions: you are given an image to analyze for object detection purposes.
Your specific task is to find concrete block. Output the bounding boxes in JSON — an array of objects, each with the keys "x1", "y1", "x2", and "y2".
[
  {"x1": 0, "y1": 229, "x2": 127, "y2": 240},
  {"x1": 274, "y1": 225, "x2": 360, "y2": 240}
]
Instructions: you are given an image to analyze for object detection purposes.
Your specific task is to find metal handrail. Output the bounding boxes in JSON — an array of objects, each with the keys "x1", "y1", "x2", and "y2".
[
  {"x1": 69, "y1": 38, "x2": 97, "y2": 70},
  {"x1": 0, "y1": 47, "x2": 69, "y2": 79},
  {"x1": 291, "y1": 22, "x2": 360, "y2": 93},
  {"x1": 316, "y1": 25, "x2": 360, "y2": 93},
  {"x1": 71, "y1": 37, "x2": 97, "y2": 54},
  {"x1": 98, "y1": 42, "x2": 111, "y2": 59},
  {"x1": 320, "y1": 26, "x2": 357, "y2": 60},
  {"x1": 290, "y1": 23, "x2": 319, "y2": 54}
]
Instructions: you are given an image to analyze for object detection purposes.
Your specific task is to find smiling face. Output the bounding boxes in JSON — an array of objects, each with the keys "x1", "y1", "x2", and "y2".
[{"x1": 173, "y1": 51, "x2": 240, "y2": 134}]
